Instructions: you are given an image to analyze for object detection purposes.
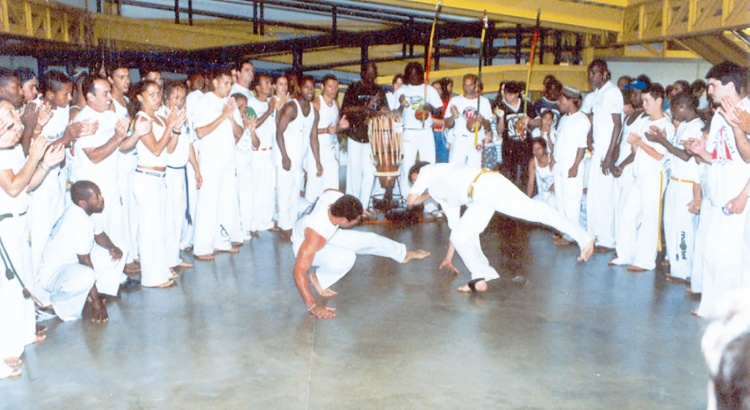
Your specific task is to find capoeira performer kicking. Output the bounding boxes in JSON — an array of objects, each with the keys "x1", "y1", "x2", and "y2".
[
  {"x1": 407, "y1": 162, "x2": 595, "y2": 293},
  {"x1": 38, "y1": 181, "x2": 126, "y2": 323},
  {"x1": 292, "y1": 190, "x2": 429, "y2": 319}
]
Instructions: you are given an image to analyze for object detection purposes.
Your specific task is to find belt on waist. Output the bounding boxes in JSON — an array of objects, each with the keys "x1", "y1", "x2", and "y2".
[
  {"x1": 670, "y1": 176, "x2": 696, "y2": 184},
  {"x1": 135, "y1": 168, "x2": 166, "y2": 178},
  {"x1": 252, "y1": 147, "x2": 272, "y2": 151},
  {"x1": 167, "y1": 165, "x2": 186, "y2": 170},
  {"x1": 469, "y1": 169, "x2": 498, "y2": 199},
  {"x1": 0, "y1": 210, "x2": 28, "y2": 222}
]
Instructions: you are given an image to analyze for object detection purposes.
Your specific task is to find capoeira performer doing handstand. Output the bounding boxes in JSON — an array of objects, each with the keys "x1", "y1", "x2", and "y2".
[
  {"x1": 292, "y1": 190, "x2": 429, "y2": 319},
  {"x1": 407, "y1": 162, "x2": 595, "y2": 293}
]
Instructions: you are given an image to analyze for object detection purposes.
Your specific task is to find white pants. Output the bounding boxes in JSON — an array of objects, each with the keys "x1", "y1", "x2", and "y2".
[
  {"x1": 40, "y1": 263, "x2": 95, "y2": 322},
  {"x1": 29, "y1": 167, "x2": 67, "y2": 305},
  {"x1": 250, "y1": 149, "x2": 276, "y2": 232},
  {"x1": 276, "y1": 165, "x2": 303, "y2": 231},
  {"x1": 553, "y1": 163, "x2": 585, "y2": 239},
  {"x1": 613, "y1": 169, "x2": 636, "y2": 264},
  {"x1": 586, "y1": 154, "x2": 616, "y2": 247},
  {"x1": 0, "y1": 215, "x2": 36, "y2": 359},
  {"x1": 448, "y1": 133, "x2": 482, "y2": 169},
  {"x1": 166, "y1": 166, "x2": 189, "y2": 267},
  {"x1": 305, "y1": 138, "x2": 339, "y2": 201},
  {"x1": 301, "y1": 229, "x2": 407, "y2": 290},
  {"x1": 194, "y1": 159, "x2": 242, "y2": 255},
  {"x1": 91, "y1": 188, "x2": 129, "y2": 263},
  {"x1": 236, "y1": 150, "x2": 253, "y2": 236},
  {"x1": 90, "y1": 245, "x2": 128, "y2": 296},
  {"x1": 663, "y1": 178, "x2": 699, "y2": 280},
  {"x1": 691, "y1": 200, "x2": 712, "y2": 293},
  {"x1": 180, "y1": 163, "x2": 198, "y2": 250},
  {"x1": 399, "y1": 128, "x2": 436, "y2": 195},
  {"x1": 697, "y1": 201, "x2": 749, "y2": 317},
  {"x1": 133, "y1": 171, "x2": 172, "y2": 286},
  {"x1": 346, "y1": 139, "x2": 376, "y2": 207},
  {"x1": 457, "y1": 172, "x2": 594, "y2": 281},
  {"x1": 119, "y1": 152, "x2": 139, "y2": 262}
]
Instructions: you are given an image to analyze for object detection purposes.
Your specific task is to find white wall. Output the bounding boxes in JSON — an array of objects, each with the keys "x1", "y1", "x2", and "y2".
[{"x1": 608, "y1": 60, "x2": 714, "y2": 88}]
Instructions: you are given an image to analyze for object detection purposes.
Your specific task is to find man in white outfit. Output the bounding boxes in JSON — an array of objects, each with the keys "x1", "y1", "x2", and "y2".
[
  {"x1": 552, "y1": 86, "x2": 589, "y2": 245},
  {"x1": 276, "y1": 76, "x2": 322, "y2": 240},
  {"x1": 407, "y1": 162, "x2": 595, "y2": 293},
  {"x1": 611, "y1": 83, "x2": 674, "y2": 271},
  {"x1": 107, "y1": 64, "x2": 138, "y2": 275},
  {"x1": 193, "y1": 68, "x2": 245, "y2": 261},
  {"x1": 292, "y1": 191, "x2": 429, "y2": 319},
  {"x1": 39, "y1": 181, "x2": 125, "y2": 323},
  {"x1": 231, "y1": 60, "x2": 255, "y2": 239},
  {"x1": 394, "y1": 62, "x2": 443, "y2": 193},
  {"x1": 444, "y1": 74, "x2": 492, "y2": 169},
  {"x1": 182, "y1": 72, "x2": 206, "y2": 251},
  {"x1": 686, "y1": 62, "x2": 750, "y2": 318},
  {"x1": 72, "y1": 77, "x2": 141, "y2": 275},
  {"x1": 307, "y1": 74, "x2": 348, "y2": 201},
  {"x1": 247, "y1": 73, "x2": 277, "y2": 236},
  {"x1": 585, "y1": 59, "x2": 623, "y2": 252}
]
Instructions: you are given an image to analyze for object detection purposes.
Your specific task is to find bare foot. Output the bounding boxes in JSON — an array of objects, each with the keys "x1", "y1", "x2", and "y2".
[
  {"x1": 124, "y1": 262, "x2": 141, "y2": 275},
  {"x1": 627, "y1": 265, "x2": 648, "y2": 273},
  {"x1": 457, "y1": 279, "x2": 488, "y2": 293},
  {"x1": 231, "y1": 241, "x2": 244, "y2": 248},
  {"x1": 251, "y1": 231, "x2": 260, "y2": 238},
  {"x1": 214, "y1": 247, "x2": 239, "y2": 254},
  {"x1": 183, "y1": 246, "x2": 194, "y2": 253},
  {"x1": 2, "y1": 367, "x2": 21, "y2": 378},
  {"x1": 36, "y1": 323, "x2": 49, "y2": 335},
  {"x1": 34, "y1": 334, "x2": 46, "y2": 344},
  {"x1": 578, "y1": 238, "x2": 595, "y2": 262},
  {"x1": 145, "y1": 279, "x2": 176, "y2": 289},
  {"x1": 88, "y1": 296, "x2": 109, "y2": 323},
  {"x1": 4, "y1": 357, "x2": 22, "y2": 368},
  {"x1": 177, "y1": 260, "x2": 194, "y2": 269},
  {"x1": 309, "y1": 271, "x2": 338, "y2": 298},
  {"x1": 194, "y1": 254, "x2": 215, "y2": 261},
  {"x1": 402, "y1": 249, "x2": 430, "y2": 263}
]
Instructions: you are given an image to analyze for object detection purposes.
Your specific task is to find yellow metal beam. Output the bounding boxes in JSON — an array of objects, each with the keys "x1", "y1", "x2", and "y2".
[
  {"x1": 677, "y1": 34, "x2": 750, "y2": 66},
  {"x1": 358, "y1": 0, "x2": 623, "y2": 33},
  {"x1": 92, "y1": 14, "x2": 272, "y2": 50},
  {"x1": 0, "y1": 0, "x2": 86, "y2": 45},
  {"x1": 621, "y1": 0, "x2": 750, "y2": 43}
]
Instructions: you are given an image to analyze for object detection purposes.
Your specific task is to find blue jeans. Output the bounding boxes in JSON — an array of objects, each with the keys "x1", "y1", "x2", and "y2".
[{"x1": 434, "y1": 130, "x2": 449, "y2": 163}]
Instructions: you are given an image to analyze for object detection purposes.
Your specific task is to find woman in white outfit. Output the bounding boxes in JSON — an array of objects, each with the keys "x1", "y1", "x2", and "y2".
[{"x1": 131, "y1": 80, "x2": 185, "y2": 288}]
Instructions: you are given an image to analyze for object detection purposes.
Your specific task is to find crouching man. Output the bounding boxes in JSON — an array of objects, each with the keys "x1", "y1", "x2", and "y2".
[
  {"x1": 38, "y1": 181, "x2": 126, "y2": 323},
  {"x1": 292, "y1": 190, "x2": 429, "y2": 319}
]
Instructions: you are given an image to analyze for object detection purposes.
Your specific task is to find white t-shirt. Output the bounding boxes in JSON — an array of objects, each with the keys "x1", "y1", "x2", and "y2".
[
  {"x1": 0, "y1": 145, "x2": 29, "y2": 213},
  {"x1": 195, "y1": 92, "x2": 242, "y2": 163},
  {"x1": 553, "y1": 111, "x2": 590, "y2": 168},
  {"x1": 591, "y1": 81, "x2": 623, "y2": 155},
  {"x1": 247, "y1": 95, "x2": 276, "y2": 149},
  {"x1": 38, "y1": 204, "x2": 101, "y2": 283},
  {"x1": 670, "y1": 117, "x2": 704, "y2": 182},
  {"x1": 703, "y1": 97, "x2": 750, "y2": 206},
  {"x1": 72, "y1": 106, "x2": 120, "y2": 199},
  {"x1": 633, "y1": 116, "x2": 674, "y2": 177},
  {"x1": 230, "y1": 83, "x2": 253, "y2": 102},
  {"x1": 292, "y1": 190, "x2": 343, "y2": 254},
  {"x1": 445, "y1": 94, "x2": 492, "y2": 138},
  {"x1": 156, "y1": 106, "x2": 194, "y2": 168},
  {"x1": 408, "y1": 163, "x2": 480, "y2": 230},
  {"x1": 394, "y1": 84, "x2": 443, "y2": 130}
]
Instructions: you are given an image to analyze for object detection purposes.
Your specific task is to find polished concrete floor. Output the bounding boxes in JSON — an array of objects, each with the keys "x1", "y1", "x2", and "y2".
[{"x1": 1, "y1": 215, "x2": 708, "y2": 409}]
